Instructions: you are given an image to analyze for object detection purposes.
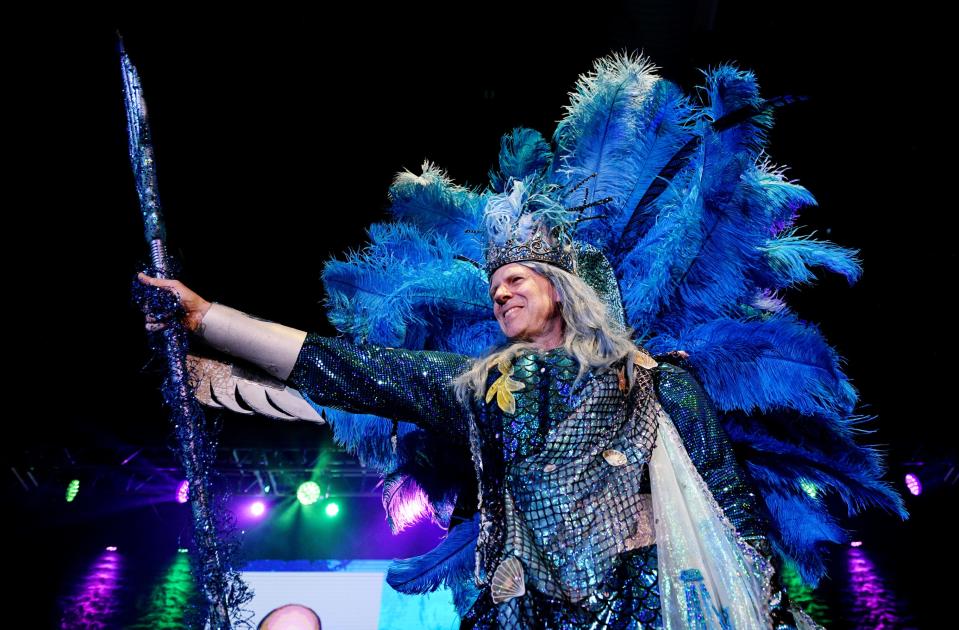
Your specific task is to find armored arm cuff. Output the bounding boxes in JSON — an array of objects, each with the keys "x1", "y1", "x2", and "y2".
[{"x1": 196, "y1": 302, "x2": 308, "y2": 381}]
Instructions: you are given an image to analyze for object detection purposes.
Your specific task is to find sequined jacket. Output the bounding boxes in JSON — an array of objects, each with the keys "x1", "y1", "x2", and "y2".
[{"x1": 287, "y1": 335, "x2": 774, "y2": 618}]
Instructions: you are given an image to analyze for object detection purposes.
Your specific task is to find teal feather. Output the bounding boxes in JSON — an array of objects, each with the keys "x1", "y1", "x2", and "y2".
[
  {"x1": 387, "y1": 161, "x2": 487, "y2": 261},
  {"x1": 489, "y1": 127, "x2": 553, "y2": 193},
  {"x1": 551, "y1": 52, "x2": 694, "y2": 254},
  {"x1": 323, "y1": 222, "x2": 490, "y2": 348},
  {"x1": 761, "y1": 229, "x2": 863, "y2": 287}
]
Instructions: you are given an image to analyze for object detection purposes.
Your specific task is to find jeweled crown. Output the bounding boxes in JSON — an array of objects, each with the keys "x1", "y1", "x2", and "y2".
[
  {"x1": 482, "y1": 178, "x2": 577, "y2": 276},
  {"x1": 481, "y1": 176, "x2": 609, "y2": 277},
  {"x1": 484, "y1": 226, "x2": 576, "y2": 276}
]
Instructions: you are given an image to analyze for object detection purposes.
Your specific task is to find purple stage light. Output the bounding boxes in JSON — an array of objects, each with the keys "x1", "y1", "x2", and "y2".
[
  {"x1": 175, "y1": 480, "x2": 190, "y2": 504},
  {"x1": 904, "y1": 472, "x2": 922, "y2": 496},
  {"x1": 106, "y1": 546, "x2": 117, "y2": 552},
  {"x1": 250, "y1": 501, "x2": 266, "y2": 517},
  {"x1": 850, "y1": 541, "x2": 862, "y2": 547}
]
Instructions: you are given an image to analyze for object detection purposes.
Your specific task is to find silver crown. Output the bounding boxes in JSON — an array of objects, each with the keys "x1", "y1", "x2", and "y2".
[
  {"x1": 479, "y1": 175, "x2": 611, "y2": 277},
  {"x1": 484, "y1": 226, "x2": 576, "y2": 276}
]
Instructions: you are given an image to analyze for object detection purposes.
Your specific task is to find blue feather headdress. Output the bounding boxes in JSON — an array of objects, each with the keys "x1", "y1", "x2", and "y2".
[{"x1": 311, "y1": 51, "x2": 905, "y2": 602}]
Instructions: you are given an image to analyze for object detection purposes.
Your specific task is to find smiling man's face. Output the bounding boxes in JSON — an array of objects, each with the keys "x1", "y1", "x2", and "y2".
[{"x1": 489, "y1": 263, "x2": 563, "y2": 344}]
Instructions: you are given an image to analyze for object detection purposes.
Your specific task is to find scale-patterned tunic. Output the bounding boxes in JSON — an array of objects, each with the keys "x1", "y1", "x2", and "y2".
[{"x1": 288, "y1": 336, "x2": 782, "y2": 629}]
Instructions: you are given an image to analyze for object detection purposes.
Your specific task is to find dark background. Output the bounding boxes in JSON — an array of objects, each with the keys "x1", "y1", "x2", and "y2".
[{"x1": 10, "y1": 3, "x2": 955, "y2": 627}]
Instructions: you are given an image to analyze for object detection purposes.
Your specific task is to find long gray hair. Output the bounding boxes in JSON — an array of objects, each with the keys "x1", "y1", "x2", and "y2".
[{"x1": 453, "y1": 260, "x2": 641, "y2": 404}]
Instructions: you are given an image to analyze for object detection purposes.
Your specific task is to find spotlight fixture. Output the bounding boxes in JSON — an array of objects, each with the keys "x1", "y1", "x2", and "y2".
[{"x1": 297, "y1": 481, "x2": 320, "y2": 506}]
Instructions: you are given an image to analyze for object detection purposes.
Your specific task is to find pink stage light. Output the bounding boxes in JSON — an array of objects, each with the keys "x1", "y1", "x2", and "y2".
[
  {"x1": 250, "y1": 501, "x2": 266, "y2": 517},
  {"x1": 904, "y1": 473, "x2": 922, "y2": 496},
  {"x1": 176, "y1": 480, "x2": 190, "y2": 504}
]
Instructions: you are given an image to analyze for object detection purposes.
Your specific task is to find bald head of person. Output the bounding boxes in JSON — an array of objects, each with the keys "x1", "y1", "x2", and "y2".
[{"x1": 257, "y1": 604, "x2": 321, "y2": 630}]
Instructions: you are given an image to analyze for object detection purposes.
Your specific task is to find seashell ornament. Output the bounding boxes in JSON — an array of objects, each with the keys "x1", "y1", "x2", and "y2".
[
  {"x1": 603, "y1": 449, "x2": 628, "y2": 466},
  {"x1": 491, "y1": 556, "x2": 526, "y2": 604}
]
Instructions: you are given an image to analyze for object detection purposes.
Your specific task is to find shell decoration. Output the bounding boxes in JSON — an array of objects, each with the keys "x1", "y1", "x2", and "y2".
[
  {"x1": 491, "y1": 556, "x2": 526, "y2": 604},
  {"x1": 603, "y1": 449, "x2": 629, "y2": 466}
]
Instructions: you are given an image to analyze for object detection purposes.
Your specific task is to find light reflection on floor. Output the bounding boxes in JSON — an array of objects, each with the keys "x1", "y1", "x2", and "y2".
[
  {"x1": 842, "y1": 546, "x2": 914, "y2": 630},
  {"x1": 56, "y1": 544, "x2": 927, "y2": 629},
  {"x1": 59, "y1": 549, "x2": 125, "y2": 629}
]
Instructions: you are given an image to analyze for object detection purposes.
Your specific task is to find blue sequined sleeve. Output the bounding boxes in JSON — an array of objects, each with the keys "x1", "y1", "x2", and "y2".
[
  {"x1": 654, "y1": 363, "x2": 770, "y2": 548},
  {"x1": 287, "y1": 333, "x2": 474, "y2": 441}
]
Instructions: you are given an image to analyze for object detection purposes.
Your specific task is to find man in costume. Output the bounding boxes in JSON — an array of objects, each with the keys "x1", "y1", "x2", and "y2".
[
  {"x1": 139, "y1": 52, "x2": 904, "y2": 628},
  {"x1": 140, "y1": 208, "x2": 814, "y2": 628},
  {"x1": 142, "y1": 262, "x2": 787, "y2": 628}
]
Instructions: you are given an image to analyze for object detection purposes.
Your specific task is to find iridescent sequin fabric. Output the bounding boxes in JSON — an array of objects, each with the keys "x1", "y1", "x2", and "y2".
[
  {"x1": 653, "y1": 363, "x2": 769, "y2": 549},
  {"x1": 469, "y1": 348, "x2": 660, "y2": 618},
  {"x1": 288, "y1": 337, "x2": 785, "y2": 629},
  {"x1": 289, "y1": 334, "x2": 473, "y2": 443},
  {"x1": 461, "y1": 545, "x2": 661, "y2": 629}
]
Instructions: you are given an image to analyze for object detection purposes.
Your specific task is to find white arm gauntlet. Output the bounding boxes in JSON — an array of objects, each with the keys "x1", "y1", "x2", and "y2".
[{"x1": 196, "y1": 303, "x2": 308, "y2": 381}]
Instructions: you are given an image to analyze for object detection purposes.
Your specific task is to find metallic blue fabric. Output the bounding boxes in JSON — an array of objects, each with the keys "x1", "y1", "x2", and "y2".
[
  {"x1": 466, "y1": 348, "x2": 660, "y2": 624},
  {"x1": 653, "y1": 363, "x2": 770, "y2": 548},
  {"x1": 461, "y1": 545, "x2": 661, "y2": 629},
  {"x1": 289, "y1": 334, "x2": 472, "y2": 443}
]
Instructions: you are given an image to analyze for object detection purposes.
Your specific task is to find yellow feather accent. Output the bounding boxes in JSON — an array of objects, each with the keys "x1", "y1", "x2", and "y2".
[{"x1": 485, "y1": 358, "x2": 524, "y2": 414}]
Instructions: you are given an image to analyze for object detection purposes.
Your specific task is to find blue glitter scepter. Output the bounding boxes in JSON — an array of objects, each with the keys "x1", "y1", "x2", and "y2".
[{"x1": 119, "y1": 34, "x2": 250, "y2": 628}]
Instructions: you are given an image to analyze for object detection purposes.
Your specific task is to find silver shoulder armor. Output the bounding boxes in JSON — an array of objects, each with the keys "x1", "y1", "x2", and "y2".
[{"x1": 187, "y1": 354, "x2": 324, "y2": 423}]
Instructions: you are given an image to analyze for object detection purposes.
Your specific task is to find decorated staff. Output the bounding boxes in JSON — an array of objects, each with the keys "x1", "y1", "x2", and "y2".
[{"x1": 119, "y1": 35, "x2": 250, "y2": 629}]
